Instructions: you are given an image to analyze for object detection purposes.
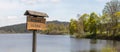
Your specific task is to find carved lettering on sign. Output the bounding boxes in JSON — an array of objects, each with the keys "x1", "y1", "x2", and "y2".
[{"x1": 27, "y1": 16, "x2": 46, "y2": 30}]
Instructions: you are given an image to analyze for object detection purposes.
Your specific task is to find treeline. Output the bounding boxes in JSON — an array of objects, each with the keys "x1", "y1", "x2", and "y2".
[
  {"x1": 69, "y1": 0, "x2": 120, "y2": 40},
  {"x1": 0, "y1": 23, "x2": 29, "y2": 33},
  {"x1": 41, "y1": 21, "x2": 69, "y2": 35}
]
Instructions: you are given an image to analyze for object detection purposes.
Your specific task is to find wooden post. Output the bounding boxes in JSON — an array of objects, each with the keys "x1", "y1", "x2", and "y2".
[{"x1": 32, "y1": 30, "x2": 37, "y2": 52}]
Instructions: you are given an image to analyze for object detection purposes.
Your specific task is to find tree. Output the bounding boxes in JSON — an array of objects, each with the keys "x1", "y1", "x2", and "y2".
[
  {"x1": 114, "y1": 12, "x2": 120, "y2": 35},
  {"x1": 114, "y1": 12, "x2": 120, "y2": 21},
  {"x1": 103, "y1": 0, "x2": 120, "y2": 18},
  {"x1": 100, "y1": 13, "x2": 110, "y2": 35},
  {"x1": 88, "y1": 12, "x2": 99, "y2": 35},
  {"x1": 69, "y1": 19, "x2": 78, "y2": 35},
  {"x1": 77, "y1": 13, "x2": 89, "y2": 36},
  {"x1": 103, "y1": 0, "x2": 120, "y2": 35},
  {"x1": 78, "y1": 13, "x2": 89, "y2": 31}
]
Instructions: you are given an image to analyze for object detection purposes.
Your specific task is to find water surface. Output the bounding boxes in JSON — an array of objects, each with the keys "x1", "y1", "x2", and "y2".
[
  {"x1": 71, "y1": 38, "x2": 120, "y2": 52},
  {"x1": 0, "y1": 33, "x2": 120, "y2": 52},
  {"x1": 0, "y1": 33, "x2": 70, "y2": 52}
]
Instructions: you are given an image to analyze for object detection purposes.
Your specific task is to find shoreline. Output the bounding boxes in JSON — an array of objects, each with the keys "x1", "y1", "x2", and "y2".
[{"x1": 70, "y1": 34, "x2": 120, "y2": 41}]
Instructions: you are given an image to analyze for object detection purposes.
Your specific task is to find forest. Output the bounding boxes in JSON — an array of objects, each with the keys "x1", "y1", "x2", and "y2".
[{"x1": 69, "y1": 0, "x2": 120, "y2": 40}]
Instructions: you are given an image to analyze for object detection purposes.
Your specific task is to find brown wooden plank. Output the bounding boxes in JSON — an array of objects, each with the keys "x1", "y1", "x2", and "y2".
[
  {"x1": 27, "y1": 22, "x2": 46, "y2": 30},
  {"x1": 27, "y1": 16, "x2": 46, "y2": 30}
]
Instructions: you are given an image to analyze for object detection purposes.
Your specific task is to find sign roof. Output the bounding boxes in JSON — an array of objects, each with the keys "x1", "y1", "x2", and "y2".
[{"x1": 24, "y1": 10, "x2": 48, "y2": 17}]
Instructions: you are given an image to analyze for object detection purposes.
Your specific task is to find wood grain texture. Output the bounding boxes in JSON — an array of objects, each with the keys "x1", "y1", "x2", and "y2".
[{"x1": 27, "y1": 16, "x2": 46, "y2": 30}]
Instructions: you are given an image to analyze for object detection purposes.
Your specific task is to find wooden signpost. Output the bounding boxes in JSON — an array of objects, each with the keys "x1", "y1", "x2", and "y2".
[{"x1": 24, "y1": 10, "x2": 48, "y2": 52}]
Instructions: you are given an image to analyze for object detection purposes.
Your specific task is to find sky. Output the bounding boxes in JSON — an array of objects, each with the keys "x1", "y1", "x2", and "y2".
[{"x1": 0, "y1": 0, "x2": 111, "y2": 27}]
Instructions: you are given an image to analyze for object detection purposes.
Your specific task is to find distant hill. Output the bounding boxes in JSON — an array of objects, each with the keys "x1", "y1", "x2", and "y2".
[
  {"x1": 47, "y1": 20, "x2": 69, "y2": 25},
  {"x1": 0, "y1": 21, "x2": 69, "y2": 33}
]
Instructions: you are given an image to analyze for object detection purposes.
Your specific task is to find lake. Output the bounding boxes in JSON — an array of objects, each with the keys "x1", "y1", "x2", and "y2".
[{"x1": 0, "y1": 33, "x2": 120, "y2": 52}]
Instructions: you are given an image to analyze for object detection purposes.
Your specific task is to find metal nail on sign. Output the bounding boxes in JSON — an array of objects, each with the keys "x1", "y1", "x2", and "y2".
[{"x1": 24, "y1": 10, "x2": 48, "y2": 30}]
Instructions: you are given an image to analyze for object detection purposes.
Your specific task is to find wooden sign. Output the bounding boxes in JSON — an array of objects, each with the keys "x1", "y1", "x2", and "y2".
[
  {"x1": 24, "y1": 10, "x2": 48, "y2": 31},
  {"x1": 27, "y1": 16, "x2": 46, "y2": 30},
  {"x1": 24, "y1": 10, "x2": 48, "y2": 52}
]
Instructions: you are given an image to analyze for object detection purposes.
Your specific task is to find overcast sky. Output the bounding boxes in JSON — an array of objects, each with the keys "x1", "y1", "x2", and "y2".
[{"x1": 0, "y1": 0, "x2": 111, "y2": 27}]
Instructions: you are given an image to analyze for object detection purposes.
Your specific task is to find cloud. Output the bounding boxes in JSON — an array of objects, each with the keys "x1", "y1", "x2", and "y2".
[
  {"x1": 51, "y1": 0, "x2": 61, "y2": 3},
  {"x1": 96, "y1": 0, "x2": 110, "y2": 2},
  {"x1": 0, "y1": 2, "x2": 18, "y2": 10},
  {"x1": 21, "y1": 0, "x2": 36, "y2": 4},
  {"x1": 21, "y1": 0, "x2": 61, "y2": 4},
  {"x1": 0, "y1": 1, "x2": 23, "y2": 10},
  {"x1": 37, "y1": 0, "x2": 47, "y2": 3},
  {"x1": 0, "y1": 16, "x2": 25, "y2": 27},
  {"x1": 7, "y1": 16, "x2": 18, "y2": 19}
]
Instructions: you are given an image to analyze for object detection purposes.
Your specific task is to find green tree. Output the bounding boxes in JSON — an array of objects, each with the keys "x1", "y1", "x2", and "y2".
[
  {"x1": 77, "y1": 13, "x2": 89, "y2": 36},
  {"x1": 88, "y1": 12, "x2": 99, "y2": 35},
  {"x1": 114, "y1": 12, "x2": 120, "y2": 35},
  {"x1": 100, "y1": 13, "x2": 110, "y2": 35},
  {"x1": 78, "y1": 13, "x2": 89, "y2": 32},
  {"x1": 69, "y1": 19, "x2": 78, "y2": 35},
  {"x1": 114, "y1": 12, "x2": 120, "y2": 21}
]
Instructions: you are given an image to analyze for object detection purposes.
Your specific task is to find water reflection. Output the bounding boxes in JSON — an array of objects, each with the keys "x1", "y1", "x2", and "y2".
[
  {"x1": 101, "y1": 46, "x2": 117, "y2": 52},
  {"x1": 71, "y1": 38, "x2": 120, "y2": 52},
  {"x1": 90, "y1": 39, "x2": 97, "y2": 52}
]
